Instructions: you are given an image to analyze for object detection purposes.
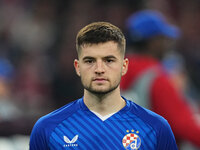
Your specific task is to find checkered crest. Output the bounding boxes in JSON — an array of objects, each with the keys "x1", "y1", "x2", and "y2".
[{"x1": 122, "y1": 133, "x2": 141, "y2": 150}]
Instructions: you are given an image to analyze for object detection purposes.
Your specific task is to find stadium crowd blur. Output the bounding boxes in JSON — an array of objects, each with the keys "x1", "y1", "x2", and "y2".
[{"x1": 0, "y1": 0, "x2": 200, "y2": 149}]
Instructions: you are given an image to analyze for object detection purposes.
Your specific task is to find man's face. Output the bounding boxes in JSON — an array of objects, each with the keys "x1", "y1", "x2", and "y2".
[{"x1": 74, "y1": 41, "x2": 128, "y2": 95}]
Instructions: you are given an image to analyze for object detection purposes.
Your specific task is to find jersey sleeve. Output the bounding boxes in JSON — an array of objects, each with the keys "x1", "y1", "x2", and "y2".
[
  {"x1": 156, "y1": 118, "x2": 178, "y2": 150},
  {"x1": 29, "y1": 118, "x2": 49, "y2": 150}
]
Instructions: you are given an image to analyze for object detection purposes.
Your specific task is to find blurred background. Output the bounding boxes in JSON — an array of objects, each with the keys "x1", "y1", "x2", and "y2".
[{"x1": 0, "y1": 0, "x2": 200, "y2": 149}]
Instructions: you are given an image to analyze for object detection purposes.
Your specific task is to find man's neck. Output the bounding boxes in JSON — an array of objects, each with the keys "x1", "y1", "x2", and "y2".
[{"x1": 83, "y1": 88, "x2": 126, "y2": 116}]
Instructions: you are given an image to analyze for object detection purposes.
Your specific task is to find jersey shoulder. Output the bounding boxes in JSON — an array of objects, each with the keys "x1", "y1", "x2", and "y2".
[
  {"x1": 32, "y1": 98, "x2": 81, "y2": 137},
  {"x1": 128, "y1": 100, "x2": 172, "y2": 133},
  {"x1": 30, "y1": 99, "x2": 82, "y2": 150},
  {"x1": 128, "y1": 101, "x2": 177, "y2": 149}
]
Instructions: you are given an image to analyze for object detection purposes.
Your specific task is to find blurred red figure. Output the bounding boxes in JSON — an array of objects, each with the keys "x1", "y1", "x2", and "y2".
[{"x1": 121, "y1": 10, "x2": 200, "y2": 149}]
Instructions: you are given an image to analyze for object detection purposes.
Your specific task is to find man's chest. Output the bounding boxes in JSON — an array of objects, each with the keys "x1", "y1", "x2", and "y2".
[{"x1": 48, "y1": 117, "x2": 157, "y2": 150}]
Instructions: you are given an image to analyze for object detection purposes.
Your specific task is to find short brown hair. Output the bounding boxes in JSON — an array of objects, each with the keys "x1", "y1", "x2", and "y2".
[{"x1": 76, "y1": 22, "x2": 126, "y2": 57}]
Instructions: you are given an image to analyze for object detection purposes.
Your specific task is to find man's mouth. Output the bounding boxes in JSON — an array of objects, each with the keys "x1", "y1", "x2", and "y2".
[{"x1": 92, "y1": 78, "x2": 108, "y2": 82}]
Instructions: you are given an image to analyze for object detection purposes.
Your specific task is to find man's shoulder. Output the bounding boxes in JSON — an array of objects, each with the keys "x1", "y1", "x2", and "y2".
[
  {"x1": 128, "y1": 100, "x2": 171, "y2": 131},
  {"x1": 30, "y1": 98, "x2": 82, "y2": 148},
  {"x1": 33, "y1": 98, "x2": 81, "y2": 131}
]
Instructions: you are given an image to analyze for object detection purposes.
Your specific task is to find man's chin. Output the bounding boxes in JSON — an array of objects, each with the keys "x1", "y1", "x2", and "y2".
[
  {"x1": 84, "y1": 85, "x2": 119, "y2": 95},
  {"x1": 88, "y1": 88, "x2": 111, "y2": 95}
]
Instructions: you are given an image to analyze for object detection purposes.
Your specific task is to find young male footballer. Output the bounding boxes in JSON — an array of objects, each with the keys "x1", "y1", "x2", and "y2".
[{"x1": 30, "y1": 22, "x2": 178, "y2": 150}]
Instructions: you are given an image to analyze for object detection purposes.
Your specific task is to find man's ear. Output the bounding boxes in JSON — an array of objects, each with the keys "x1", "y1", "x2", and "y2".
[
  {"x1": 122, "y1": 58, "x2": 129, "y2": 76},
  {"x1": 74, "y1": 59, "x2": 80, "y2": 76}
]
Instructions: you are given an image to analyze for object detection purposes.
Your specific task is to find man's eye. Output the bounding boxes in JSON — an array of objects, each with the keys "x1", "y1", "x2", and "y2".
[
  {"x1": 85, "y1": 60, "x2": 94, "y2": 64},
  {"x1": 106, "y1": 59, "x2": 114, "y2": 63}
]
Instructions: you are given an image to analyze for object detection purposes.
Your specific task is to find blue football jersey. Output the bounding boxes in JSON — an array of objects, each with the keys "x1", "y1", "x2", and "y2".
[{"x1": 30, "y1": 97, "x2": 178, "y2": 150}]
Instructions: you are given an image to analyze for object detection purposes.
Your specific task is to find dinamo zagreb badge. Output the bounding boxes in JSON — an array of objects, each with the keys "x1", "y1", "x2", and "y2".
[{"x1": 122, "y1": 130, "x2": 141, "y2": 150}]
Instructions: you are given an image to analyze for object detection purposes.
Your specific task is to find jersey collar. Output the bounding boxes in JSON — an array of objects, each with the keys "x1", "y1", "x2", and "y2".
[{"x1": 78, "y1": 96, "x2": 131, "y2": 119}]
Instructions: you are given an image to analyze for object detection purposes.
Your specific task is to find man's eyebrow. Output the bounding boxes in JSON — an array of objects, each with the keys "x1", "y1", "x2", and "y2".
[
  {"x1": 82, "y1": 55, "x2": 117, "y2": 61},
  {"x1": 104, "y1": 55, "x2": 117, "y2": 59},
  {"x1": 82, "y1": 56, "x2": 94, "y2": 60}
]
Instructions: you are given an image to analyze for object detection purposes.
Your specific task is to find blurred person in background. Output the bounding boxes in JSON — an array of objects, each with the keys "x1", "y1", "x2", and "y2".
[
  {"x1": 162, "y1": 52, "x2": 200, "y2": 150},
  {"x1": 0, "y1": 58, "x2": 20, "y2": 123},
  {"x1": 120, "y1": 10, "x2": 200, "y2": 149},
  {"x1": 0, "y1": 56, "x2": 35, "y2": 137}
]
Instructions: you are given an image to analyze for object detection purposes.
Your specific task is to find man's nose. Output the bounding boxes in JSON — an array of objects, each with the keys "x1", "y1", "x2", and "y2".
[{"x1": 95, "y1": 60, "x2": 105, "y2": 74}]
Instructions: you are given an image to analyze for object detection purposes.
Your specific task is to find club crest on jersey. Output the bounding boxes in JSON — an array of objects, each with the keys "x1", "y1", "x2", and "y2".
[{"x1": 122, "y1": 130, "x2": 141, "y2": 150}]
